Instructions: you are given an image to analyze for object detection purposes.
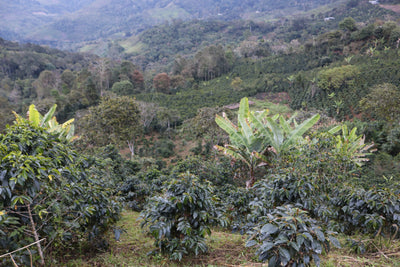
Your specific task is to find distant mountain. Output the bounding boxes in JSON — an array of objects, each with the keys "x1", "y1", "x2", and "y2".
[
  {"x1": 2, "y1": 0, "x2": 342, "y2": 47},
  {"x1": 0, "y1": 0, "x2": 95, "y2": 40}
]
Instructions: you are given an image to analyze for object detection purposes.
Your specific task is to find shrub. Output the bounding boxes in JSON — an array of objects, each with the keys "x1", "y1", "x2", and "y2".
[
  {"x1": 155, "y1": 139, "x2": 175, "y2": 158},
  {"x1": 140, "y1": 173, "x2": 227, "y2": 261},
  {"x1": 0, "y1": 123, "x2": 121, "y2": 266},
  {"x1": 329, "y1": 185, "x2": 400, "y2": 236},
  {"x1": 215, "y1": 184, "x2": 255, "y2": 232},
  {"x1": 171, "y1": 156, "x2": 235, "y2": 186},
  {"x1": 246, "y1": 205, "x2": 340, "y2": 266},
  {"x1": 118, "y1": 168, "x2": 168, "y2": 211}
]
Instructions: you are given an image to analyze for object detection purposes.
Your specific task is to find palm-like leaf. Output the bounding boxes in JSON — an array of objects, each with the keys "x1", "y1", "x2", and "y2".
[
  {"x1": 215, "y1": 97, "x2": 320, "y2": 187},
  {"x1": 284, "y1": 114, "x2": 320, "y2": 151},
  {"x1": 40, "y1": 104, "x2": 57, "y2": 127},
  {"x1": 329, "y1": 125, "x2": 374, "y2": 167},
  {"x1": 251, "y1": 112, "x2": 320, "y2": 155},
  {"x1": 12, "y1": 104, "x2": 77, "y2": 142}
]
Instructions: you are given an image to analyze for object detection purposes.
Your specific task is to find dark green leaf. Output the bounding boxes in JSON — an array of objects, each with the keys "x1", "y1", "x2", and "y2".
[
  {"x1": 328, "y1": 236, "x2": 341, "y2": 248},
  {"x1": 246, "y1": 240, "x2": 259, "y2": 247},
  {"x1": 261, "y1": 223, "x2": 279, "y2": 235}
]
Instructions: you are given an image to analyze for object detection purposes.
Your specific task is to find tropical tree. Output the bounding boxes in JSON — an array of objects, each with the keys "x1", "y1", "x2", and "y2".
[
  {"x1": 215, "y1": 97, "x2": 320, "y2": 187},
  {"x1": 111, "y1": 80, "x2": 135, "y2": 96},
  {"x1": 339, "y1": 17, "x2": 357, "y2": 32},
  {"x1": 317, "y1": 65, "x2": 359, "y2": 91},
  {"x1": 79, "y1": 96, "x2": 142, "y2": 157},
  {"x1": 153, "y1": 73, "x2": 171, "y2": 94},
  {"x1": 183, "y1": 106, "x2": 230, "y2": 146}
]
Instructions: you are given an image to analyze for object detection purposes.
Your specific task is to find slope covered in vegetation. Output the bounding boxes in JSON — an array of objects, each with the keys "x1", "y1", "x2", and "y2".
[{"x1": 2, "y1": 0, "x2": 400, "y2": 266}]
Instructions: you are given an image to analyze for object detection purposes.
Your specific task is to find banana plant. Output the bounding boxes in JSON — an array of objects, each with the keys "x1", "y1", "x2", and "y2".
[
  {"x1": 13, "y1": 104, "x2": 77, "y2": 142},
  {"x1": 215, "y1": 97, "x2": 320, "y2": 188},
  {"x1": 328, "y1": 124, "x2": 375, "y2": 167},
  {"x1": 250, "y1": 112, "x2": 320, "y2": 156}
]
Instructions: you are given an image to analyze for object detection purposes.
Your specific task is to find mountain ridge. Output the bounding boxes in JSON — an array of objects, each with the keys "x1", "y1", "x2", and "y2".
[{"x1": 2, "y1": 0, "x2": 344, "y2": 48}]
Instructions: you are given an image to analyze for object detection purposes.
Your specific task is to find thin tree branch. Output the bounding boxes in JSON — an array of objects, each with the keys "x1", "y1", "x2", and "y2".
[{"x1": 0, "y1": 238, "x2": 45, "y2": 259}]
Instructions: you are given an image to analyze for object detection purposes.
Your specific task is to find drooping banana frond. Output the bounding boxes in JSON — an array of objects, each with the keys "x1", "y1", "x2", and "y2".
[
  {"x1": 215, "y1": 113, "x2": 243, "y2": 147},
  {"x1": 214, "y1": 144, "x2": 252, "y2": 169}
]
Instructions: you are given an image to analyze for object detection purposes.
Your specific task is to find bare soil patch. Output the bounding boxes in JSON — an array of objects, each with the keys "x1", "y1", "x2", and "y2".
[{"x1": 380, "y1": 4, "x2": 400, "y2": 14}]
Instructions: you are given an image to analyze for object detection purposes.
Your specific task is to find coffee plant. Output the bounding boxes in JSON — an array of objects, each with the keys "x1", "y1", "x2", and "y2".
[
  {"x1": 140, "y1": 173, "x2": 227, "y2": 261},
  {"x1": 246, "y1": 205, "x2": 340, "y2": 267},
  {"x1": 328, "y1": 185, "x2": 400, "y2": 236},
  {"x1": 119, "y1": 168, "x2": 168, "y2": 211},
  {"x1": 171, "y1": 156, "x2": 235, "y2": 186},
  {"x1": 0, "y1": 122, "x2": 121, "y2": 266}
]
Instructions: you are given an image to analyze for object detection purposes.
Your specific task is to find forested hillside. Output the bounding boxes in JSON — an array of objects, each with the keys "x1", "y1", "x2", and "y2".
[
  {"x1": 2, "y1": 0, "x2": 344, "y2": 48},
  {"x1": 2, "y1": 0, "x2": 400, "y2": 266}
]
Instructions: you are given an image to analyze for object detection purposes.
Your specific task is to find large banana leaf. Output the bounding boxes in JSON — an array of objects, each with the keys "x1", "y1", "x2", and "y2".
[
  {"x1": 250, "y1": 110, "x2": 319, "y2": 155},
  {"x1": 28, "y1": 104, "x2": 41, "y2": 126},
  {"x1": 329, "y1": 124, "x2": 374, "y2": 167},
  {"x1": 215, "y1": 97, "x2": 320, "y2": 186},
  {"x1": 40, "y1": 104, "x2": 57, "y2": 127},
  {"x1": 215, "y1": 113, "x2": 244, "y2": 147},
  {"x1": 12, "y1": 104, "x2": 77, "y2": 142},
  {"x1": 284, "y1": 114, "x2": 320, "y2": 150}
]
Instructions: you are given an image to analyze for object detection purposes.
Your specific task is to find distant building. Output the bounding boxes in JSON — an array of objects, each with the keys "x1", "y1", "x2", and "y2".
[
  {"x1": 369, "y1": 1, "x2": 379, "y2": 4},
  {"x1": 324, "y1": 17, "x2": 335, "y2": 22}
]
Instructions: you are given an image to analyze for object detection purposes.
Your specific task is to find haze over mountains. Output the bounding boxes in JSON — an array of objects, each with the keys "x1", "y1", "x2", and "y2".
[{"x1": 2, "y1": 0, "x2": 341, "y2": 47}]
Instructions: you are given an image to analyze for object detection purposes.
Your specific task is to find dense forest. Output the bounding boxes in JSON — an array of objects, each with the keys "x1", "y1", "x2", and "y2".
[{"x1": 2, "y1": 0, "x2": 400, "y2": 266}]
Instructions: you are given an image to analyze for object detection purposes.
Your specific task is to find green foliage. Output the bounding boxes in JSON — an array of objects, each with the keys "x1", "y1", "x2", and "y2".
[
  {"x1": 328, "y1": 124, "x2": 375, "y2": 167},
  {"x1": 192, "y1": 45, "x2": 232, "y2": 81},
  {"x1": 154, "y1": 138, "x2": 175, "y2": 158},
  {"x1": 140, "y1": 174, "x2": 226, "y2": 261},
  {"x1": 317, "y1": 65, "x2": 360, "y2": 92},
  {"x1": 339, "y1": 17, "x2": 357, "y2": 32},
  {"x1": 216, "y1": 184, "x2": 255, "y2": 231},
  {"x1": 364, "y1": 152, "x2": 400, "y2": 187},
  {"x1": 215, "y1": 97, "x2": 319, "y2": 187},
  {"x1": 79, "y1": 96, "x2": 142, "y2": 156},
  {"x1": 89, "y1": 145, "x2": 142, "y2": 185},
  {"x1": 111, "y1": 80, "x2": 135, "y2": 96},
  {"x1": 329, "y1": 185, "x2": 400, "y2": 236},
  {"x1": 382, "y1": 126, "x2": 400, "y2": 156},
  {"x1": 14, "y1": 103, "x2": 77, "y2": 141},
  {"x1": 215, "y1": 97, "x2": 272, "y2": 187},
  {"x1": 119, "y1": 168, "x2": 168, "y2": 211},
  {"x1": 171, "y1": 156, "x2": 235, "y2": 186},
  {"x1": 360, "y1": 83, "x2": 400, "y2": 123},
  {"x1": 246, "y1": 205, "x2": 340, "y2": 266},
  {"x1": 0, "y1": 122, "x2": 121, "y2": 265}
]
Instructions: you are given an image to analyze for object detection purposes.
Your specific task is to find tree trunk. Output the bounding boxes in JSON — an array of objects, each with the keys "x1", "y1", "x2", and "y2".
[
  {"x1": 128, "y1": 140, "x2": 135, "y2": 158},
  {"x1": 246, "y1": 169, "x2": 256, "y2": 189},
  {"x1": 27, "y1": 204, "x2": 45, "y2": 266}
]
